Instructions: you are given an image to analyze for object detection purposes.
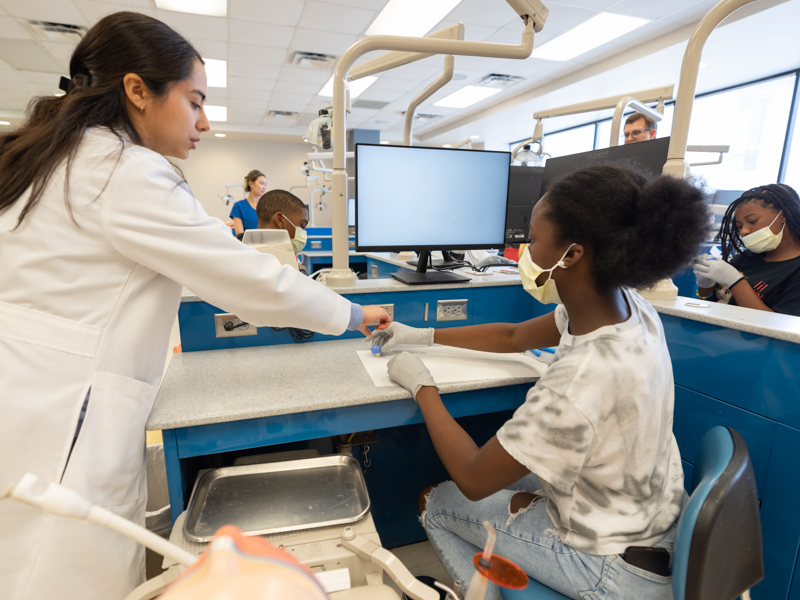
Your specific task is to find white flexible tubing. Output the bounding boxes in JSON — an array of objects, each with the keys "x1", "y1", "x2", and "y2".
[{"x1": 9, "y1": 473, "x2": 197, "y2": 568}]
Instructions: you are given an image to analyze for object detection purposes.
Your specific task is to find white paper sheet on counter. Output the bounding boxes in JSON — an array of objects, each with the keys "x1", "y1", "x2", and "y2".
[{"x1": 356, "y1": 346, "x2": 548, "y2": 388}]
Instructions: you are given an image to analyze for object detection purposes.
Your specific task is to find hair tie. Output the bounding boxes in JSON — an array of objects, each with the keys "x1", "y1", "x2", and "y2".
[{"x1": 58, "y1": 73, "x2": 92, "y2": 94}]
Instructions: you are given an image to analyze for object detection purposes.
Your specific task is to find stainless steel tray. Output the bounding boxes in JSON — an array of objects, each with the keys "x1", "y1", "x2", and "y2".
[{"x1": 182, "y1": 455, "x2": 370, "y2": 542}]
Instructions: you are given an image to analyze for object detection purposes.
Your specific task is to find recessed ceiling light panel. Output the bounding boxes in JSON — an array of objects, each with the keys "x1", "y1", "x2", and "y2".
[
  {"x1": 366, "y1": 0, "x2": 463, "y2": 37},
  {"x1": 531, "y1": 13, "x2": 650, "y2": 62},
  {"x1": 204, "y1": 105, "x2": 227, "y2": 122},
  {"x1": 318, "y1": 76, "x2": 377, "y2": 99},
  {"x1": 203, "y1": 58, "x2": 227, "y2": 88},
  {"x1": 434, "y1": 86, "x2": 502, "y2": 109},
  {"x1": 155, "y1": 0, "x2": 227, "y2": 17}
]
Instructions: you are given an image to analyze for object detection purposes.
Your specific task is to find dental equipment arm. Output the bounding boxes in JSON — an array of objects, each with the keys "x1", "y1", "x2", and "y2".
[
  {"x1": 341, "y1": 529, "x2": 456, "y2": 600},
  {"x1": 405, "y1": 55, "x2": 455, "y2": 146},
  {"x1": 5, "y1": 473, "x2": 197, "y2": 568},
  {"x1": 327, "y1": 0, "x2": 549, "y2": 287},
  {"x1": 664, "y1": 0, "x2": 761, "y2": 178},
  {"x1": 609, "y1": 97, "x2": 664, "y2": 147},
  {"x1": 687, "y1": 144, "x2": 730, "y2": 166}
]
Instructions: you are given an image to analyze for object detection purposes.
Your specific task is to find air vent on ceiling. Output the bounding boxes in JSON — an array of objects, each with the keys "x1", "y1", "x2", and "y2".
[
  {"x1": 475, "y1": 73, "x2": 525, "y2": 88},
  {"x1": 413, "y1": 113, "x2": 441, "y2": 120},
  {"x1": 26, "y1": 20, "x2": 87, "y2": 43},
  {"x1": 289, "y1": 51, "x2": 338, "y2": 70},
  {"x1": 267, "y1": 110, "x2": 300, "y2": 119}
]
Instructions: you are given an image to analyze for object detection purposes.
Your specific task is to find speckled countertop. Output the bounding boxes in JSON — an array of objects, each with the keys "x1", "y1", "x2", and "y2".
[
  {"x1": 147, "y1": 338, "x2": 540, "y2": 431},
  {"x1": 181, "y1": 270, "x2": 523, "y2": 302},
  {"x1": 650, "y1": 296, "x2": 800, "y2": 343}
]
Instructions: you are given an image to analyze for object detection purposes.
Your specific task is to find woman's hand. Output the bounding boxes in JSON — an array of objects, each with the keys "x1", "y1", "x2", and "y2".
[
  {"x1": 357, "y1": 305, "x2": 392, "y2": 338},
  {"x1": 694, "y1": 258, "x2": 745, "y2": 289}
]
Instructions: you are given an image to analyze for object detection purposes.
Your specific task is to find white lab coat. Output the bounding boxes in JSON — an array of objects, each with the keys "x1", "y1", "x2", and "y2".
[{"x1": 0, "y1": 128, "x2": 353, "y2": 599}]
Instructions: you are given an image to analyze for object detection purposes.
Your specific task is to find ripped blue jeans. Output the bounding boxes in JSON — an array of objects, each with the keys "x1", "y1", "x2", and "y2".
[{"x1": 422, "y1": 474, "x2": 678, "y2": 600}]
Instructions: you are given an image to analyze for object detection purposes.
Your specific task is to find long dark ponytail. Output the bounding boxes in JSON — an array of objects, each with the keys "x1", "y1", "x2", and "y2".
[{"x1": 0, "y1": 11, "x2": 202, "y2": 227}]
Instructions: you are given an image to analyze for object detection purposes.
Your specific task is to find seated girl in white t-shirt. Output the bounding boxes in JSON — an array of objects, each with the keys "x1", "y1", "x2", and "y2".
[{"x1": 372, "y1": 165, "x2": 709, "y2": 600}]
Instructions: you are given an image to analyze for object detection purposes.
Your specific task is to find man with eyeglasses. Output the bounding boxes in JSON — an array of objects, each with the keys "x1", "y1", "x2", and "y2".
[{"x1": 623, "y1": 112, "x2": 657, "y2": 144}]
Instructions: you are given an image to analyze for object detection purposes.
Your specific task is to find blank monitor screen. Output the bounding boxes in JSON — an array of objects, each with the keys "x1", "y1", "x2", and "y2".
[
  {"x1": 347, "y1": 197, "x2": 355, "y2": 227},
  {"x1": 540, "y1": 137, "x2": 671, "y2": 198},
  {"x1": 355, "y1": 144, "x2": 510, "y2": 252}
]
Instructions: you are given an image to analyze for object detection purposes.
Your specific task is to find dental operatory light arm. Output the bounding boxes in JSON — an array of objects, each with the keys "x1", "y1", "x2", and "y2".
[
  {"x1": 405, "y1": 55, "x2": 455, "y2": 146},
  {"x1": 664, "y1": 0, "x2": 760, "y2": 179},
  {"x1": 513, "y1": 85, "x2": 674, "y2": 159},
  {"x1": 686, "y1": 144, "x2": 730, "y2": 166},
  {"x1": 609, "y1": 97, "x2": 663, "y2": 147},
  {"x1": 326, "y1": 0, "x2": 549, "y2": 287}
]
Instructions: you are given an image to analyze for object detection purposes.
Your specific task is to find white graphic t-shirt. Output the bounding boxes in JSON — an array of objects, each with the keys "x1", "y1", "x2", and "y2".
[{"x1": 497, "y1": 288, "x2": 684, "y2": 555}]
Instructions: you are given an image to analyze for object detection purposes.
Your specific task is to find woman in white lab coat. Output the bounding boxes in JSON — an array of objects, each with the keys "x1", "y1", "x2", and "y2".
[{"x1": 0, "y1": 12, "x2": 389, "y2": 600}]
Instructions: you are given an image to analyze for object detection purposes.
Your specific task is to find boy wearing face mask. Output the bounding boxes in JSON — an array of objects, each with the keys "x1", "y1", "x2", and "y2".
[
  {"x1": 256, "y1": 189, "x2": 309, "y2": 256},
  {"x1": 694, "y1": 183, "x2": 800, "y2": 316}
]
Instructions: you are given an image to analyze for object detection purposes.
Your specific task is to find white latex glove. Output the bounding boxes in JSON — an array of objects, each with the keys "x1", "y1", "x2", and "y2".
[
  {"x1": 371, "y1": 322, "x2": 434, "y2": 353},
  {"x1": 692, "y1": 260, "x2": 715, "y2": 288},
  {"x1": 693, "y1": 258, "x2": 745, "y2": 289},
  {"x1": 387, "y1": 352, "x2": 438, "y2": 401}
]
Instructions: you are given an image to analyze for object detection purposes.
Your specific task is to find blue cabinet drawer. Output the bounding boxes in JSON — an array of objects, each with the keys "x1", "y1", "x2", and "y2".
[{"x1": 673, "y1": 384, "x2": 776, "y2": 499}]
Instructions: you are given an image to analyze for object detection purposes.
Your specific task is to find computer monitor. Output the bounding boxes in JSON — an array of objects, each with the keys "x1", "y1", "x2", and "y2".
[
  {"x1": 355, "y1": 143, "x2": 511, "y2": 285},
  {"x1": 505, "y1": 166, "x2": 544, "y2": 244},
  {"x1": 540, "y1": 137, "x2": 671, "y2": 199},
  {"x1": 347, "y1": 197, "x2": 356, "y2": 227}
]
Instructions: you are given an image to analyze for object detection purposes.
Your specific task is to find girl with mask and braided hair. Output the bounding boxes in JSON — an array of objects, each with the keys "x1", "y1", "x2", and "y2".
[{"x1": 694, "y1": 183, "x2": 800, "y2": 316}]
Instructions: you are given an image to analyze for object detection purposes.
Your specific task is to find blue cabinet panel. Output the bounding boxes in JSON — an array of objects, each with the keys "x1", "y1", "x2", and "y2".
[
  {"x1": 662, "y1": 314, "x2": 800, "y2": 428},
  {"x1": 471, "y1": 286, "x2": 532, "y2": 324},
  {"x1": 758, "y1": 425, "x2": 800, "y2": 600},
  {"x1": 673, "y1": 385, "x2": 776, "y2": 497}
]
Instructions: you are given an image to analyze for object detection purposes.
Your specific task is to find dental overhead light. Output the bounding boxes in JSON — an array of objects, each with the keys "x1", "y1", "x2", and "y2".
[{"x1": 303, "y1": 108, "x2": 332, "y2": 150}]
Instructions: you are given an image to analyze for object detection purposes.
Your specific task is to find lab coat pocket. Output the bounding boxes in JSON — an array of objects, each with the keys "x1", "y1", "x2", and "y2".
[{"x1": 61, "y1": 371, "x2": 157, "y2": 508}]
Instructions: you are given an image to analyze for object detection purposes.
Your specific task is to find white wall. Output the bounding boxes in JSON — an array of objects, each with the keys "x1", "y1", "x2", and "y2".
[{"x1": 175, "y1": 138, "x2": 333, "y2": 226}]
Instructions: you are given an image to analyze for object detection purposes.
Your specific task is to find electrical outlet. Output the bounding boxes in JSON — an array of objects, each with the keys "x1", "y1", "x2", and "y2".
[
  {"x1": 214, "y1": 313, "x2": 258, "y2": 338},
  {"x1": 437, "y1": 299, "x2": 468, "y2": 321},
  {"x1": 310, "y1": 240, "x2": 322, "y2": 249},
  {"x1": 368, "y1": 303, "x2": 394, "y2": 326}
]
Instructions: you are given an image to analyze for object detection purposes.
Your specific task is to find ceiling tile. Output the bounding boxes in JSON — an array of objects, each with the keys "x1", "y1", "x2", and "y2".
[
  {"x1": 228, "y1": 98, "x2": 268, "y2": 111},
  {"x1": 0, "y1": 39, "x2": 64, "y2": 73},
  {"x1": 528, "y1": 4, "x2": 598, "y2": 46},
  {"x1": 205, "y1": 88, "x2": 228, "y2": 104},
  {"x1": 274, "y1": 79, "x2": 324, "y2": 95},
  {"x1": 369, "y1": 76, "x2": 418, "y2": 92},
  {"x1": 659, "y1": 0, "x2": 725, "y2": 25},
  {"x1": 75, "y1": 1, "x2": 155, "y2": 24},
  {"x1": 443, "y1": 0, "x2": 520, "y2": 29},
  {"x1": 380, "y1": 62, "x2": 445, "y2": 81},
  {"x1": 0, "y1": 0, "x2": 88, "y2": 25},
  {"x1": 434, "y1": 20, "x2": 499, "y2": 42},
  {"x1": 322, "y1": 0, "x2": 389, "y2": 8},
  {"x1": 228, "y1": 75, "x2": 276, "y2": 91},
  {"x1": 549, "y1": 0, "x2": 619, "y2": 9},
  {"x1": 268, "y1": 92, "x2": 312, "y2": 111},
  {"x1": 290, "y1": 28, "x2": 357, "y2": 55},
  {"x1": 227, "y1": 88, "x2": 272, "y2": 102},
  {"x1": 229, "y1": 19, "x2": 294, "y2": 48},
  {"x1": 40, "y1": 41, "x2": 77, "y2": 64},
  {"x1": 607, "y1": 0, "x2": 700, "y2": 20},
  {"x1": 229, "y1": 0, "x2": 305, "y2": 27},
  {"x1": 297, "y1": 1, "x2": 375, "y2": 35},
  {"x1": 229, "y1": 43, "x2": 287, "y2": 65},
  {"x1": 228, "y1": 61, "x2": 280, "y2": 79},
  {"x1": 0, "y1": 15, "x2": 35, "y2": 39},
  {"x1": 154, "y1": 10, "x2": 228, "y2": 42},
  {"x1": 195, "y1": 39, "x2": 228, "y2": 60},
  {"x1": 279, "y1": 66, "x2": 332, "y2": 84}
]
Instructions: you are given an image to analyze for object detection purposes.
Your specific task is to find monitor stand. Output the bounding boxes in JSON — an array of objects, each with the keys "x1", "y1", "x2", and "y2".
[{"x1": 392, "y1": 250, "x2": 469, "y2": 285}]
